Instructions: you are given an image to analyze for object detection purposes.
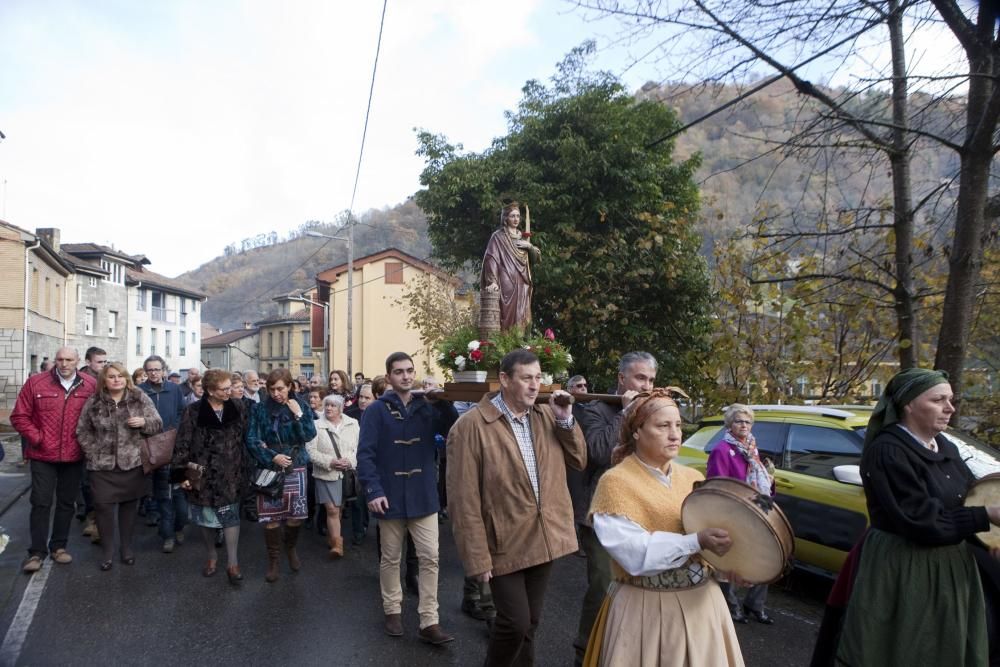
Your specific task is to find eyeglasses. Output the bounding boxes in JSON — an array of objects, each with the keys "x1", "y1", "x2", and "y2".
[
  {"x1": 215, "y1": 385, "x2": 232, "y2": 392},
  {"x1": 572, "y1": 383, "x2": 588, "y2": 389},
  {"x1": 145, "y1": 368, "x2": 163, "y2": 374},
  {"x1": 732, "y1": 419, "x2": 753, "y2": 426}
]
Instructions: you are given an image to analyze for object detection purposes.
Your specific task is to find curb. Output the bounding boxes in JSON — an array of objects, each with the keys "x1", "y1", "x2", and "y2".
[{"x1": 0, "y1": 475, "x2": 31, "y2": 520}]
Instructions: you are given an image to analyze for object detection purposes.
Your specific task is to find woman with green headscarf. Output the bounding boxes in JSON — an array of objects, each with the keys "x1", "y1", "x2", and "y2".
[{"x1": 836, "y1": 368, "x2": 1000, "y2": 666}]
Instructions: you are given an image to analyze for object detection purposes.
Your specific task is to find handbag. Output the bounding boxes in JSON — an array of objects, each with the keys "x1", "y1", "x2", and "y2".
[
  {"x1": 328, "y1": 429, "x2": 358, "y2": 502},
  {"x1": 251, "y1": 466, "x2": 285, "y2": 498},
  {"x1": 140, "y1": 428, "x2": 177, "y2": 474},
  {"x1": 184, "y1": 462, "x2": 206, "y2": 492},
  {"x1": 252, "y1": 439, "x2": 300, "y2": 497}
]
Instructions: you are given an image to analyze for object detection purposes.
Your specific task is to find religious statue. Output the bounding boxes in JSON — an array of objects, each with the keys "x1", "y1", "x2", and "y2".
[{"x1": 479, "y1": 201, "x2": 540, "y2": 335}]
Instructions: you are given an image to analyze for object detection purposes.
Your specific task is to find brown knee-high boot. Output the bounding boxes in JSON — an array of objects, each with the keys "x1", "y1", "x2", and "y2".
[
  {"x1": 264, "y1": 527, "x2": 283, "y2": 583},
  {"x1": 284, "y1": 523, "x2": 301, "y2": 572}
]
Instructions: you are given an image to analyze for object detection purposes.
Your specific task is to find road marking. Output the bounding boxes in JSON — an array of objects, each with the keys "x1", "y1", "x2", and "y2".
[
  {"x1": 0, "y1": 561, "x2": 51, "y2": 666},
  {"x1": 775, "y1": 607, "x2": 818, "y2": 626}
]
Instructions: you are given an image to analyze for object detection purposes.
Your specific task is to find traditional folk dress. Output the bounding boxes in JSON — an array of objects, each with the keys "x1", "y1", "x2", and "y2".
[
  {"x1": 584, "y1": 454, "x2": 744, "y2": 667},
  {"x1": 835, "y1": 425, "x2": 992, "y2": 666}
]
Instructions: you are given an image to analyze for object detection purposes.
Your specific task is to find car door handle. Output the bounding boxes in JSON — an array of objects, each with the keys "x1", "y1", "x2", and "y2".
[{"x1": 774, "y1": 476, "x2": 795, "y2": 489}]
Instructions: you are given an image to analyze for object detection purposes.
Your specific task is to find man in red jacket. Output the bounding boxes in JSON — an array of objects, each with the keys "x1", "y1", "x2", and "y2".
[{"x1": 10, "y1": 347, "x2": 96, "y2": 574}]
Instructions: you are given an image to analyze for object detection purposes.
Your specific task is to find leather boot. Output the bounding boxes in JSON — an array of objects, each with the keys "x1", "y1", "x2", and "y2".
[
  {"x1": 284, "y1": 523, "x2": 301, "y2": 572},
  {"x1": 264, "y1": 527, "x2": 282, "y2": 583},
  {"x1": 329, "y1": 536, "x2": 344, "y2": 559}
]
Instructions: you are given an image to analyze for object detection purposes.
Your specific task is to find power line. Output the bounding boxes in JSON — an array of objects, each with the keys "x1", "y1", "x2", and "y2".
[{"x1": 348, "y1": 0, "x2": 389, "y2": 221}]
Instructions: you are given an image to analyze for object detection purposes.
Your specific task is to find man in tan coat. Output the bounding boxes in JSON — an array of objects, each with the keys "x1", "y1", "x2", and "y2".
[{"x1": 447, "y1": 349, "x2": 586, "y2": 666}]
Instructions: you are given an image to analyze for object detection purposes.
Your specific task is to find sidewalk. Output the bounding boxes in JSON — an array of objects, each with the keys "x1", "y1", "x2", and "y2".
[{"x1": 0, "y1": 435, "x2": 30, "y2": 519}]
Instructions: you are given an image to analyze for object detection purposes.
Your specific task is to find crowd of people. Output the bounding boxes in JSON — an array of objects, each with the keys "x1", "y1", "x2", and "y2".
[{"x1": 10, "y1": 344, "x2": 1000, "y2": 665}]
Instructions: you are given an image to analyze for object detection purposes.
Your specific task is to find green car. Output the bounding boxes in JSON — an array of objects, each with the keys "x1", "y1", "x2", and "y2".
[{"x1": 678, "y1": 405, "x2": 1000, "y2": 576}]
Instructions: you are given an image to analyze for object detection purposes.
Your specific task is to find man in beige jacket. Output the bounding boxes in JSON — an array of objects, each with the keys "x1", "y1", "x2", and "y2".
[{"x1": 447, "y1": 349, "x2": 586, "y2": 666}]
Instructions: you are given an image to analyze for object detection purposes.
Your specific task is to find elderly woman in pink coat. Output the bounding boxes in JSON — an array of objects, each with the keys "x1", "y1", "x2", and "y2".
[{"x1": 706, "y1": 404, "x2": 775, "y2": 625}]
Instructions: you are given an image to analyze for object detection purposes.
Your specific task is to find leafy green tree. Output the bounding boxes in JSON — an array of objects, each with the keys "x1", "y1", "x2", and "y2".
[{"x1": 415, "y1": 44, "x2": 712, "y2": 389}]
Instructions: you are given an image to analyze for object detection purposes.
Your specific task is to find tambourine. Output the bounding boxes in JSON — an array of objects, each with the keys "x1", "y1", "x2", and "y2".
[
  {"x1": 965, "y1": 473, "x2": 1000, "y2": 549},
  {"x1": 682, "y1": 477, "x2": 795, "y2": 584}
]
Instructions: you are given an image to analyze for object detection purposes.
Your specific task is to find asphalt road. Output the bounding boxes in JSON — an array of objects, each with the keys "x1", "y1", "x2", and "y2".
[{"x1": 0, "y1": 476, "x2": 831, "y2": 666}]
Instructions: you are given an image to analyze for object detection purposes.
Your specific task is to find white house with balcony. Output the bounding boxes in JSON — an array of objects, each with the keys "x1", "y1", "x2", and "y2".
[
  {"x1": 59, "y1": 240, "x2": 143, "y2": 365},
  {"x1": 126, "y1": 266, "x2": 206, "y2": 374}
]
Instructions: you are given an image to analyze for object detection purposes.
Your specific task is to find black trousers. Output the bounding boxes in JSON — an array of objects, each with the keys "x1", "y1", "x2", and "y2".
[
  {"x1": 485, "y1": 561, "x2": 553, "y2": 667},
  {"x1": 29, "y1": 460, "x2": 84, "y2": 556}
]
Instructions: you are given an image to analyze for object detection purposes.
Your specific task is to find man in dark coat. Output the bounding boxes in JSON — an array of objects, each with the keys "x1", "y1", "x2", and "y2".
[
  {"x1": 572, "y1": 352, "x2": 657, "y2": 665},
  {"x1": 138, "y1": 355, "x2": 188, "y2": 553},
  {"x1": 357, "y1": 352, "x2": 458, "y2": 644}
]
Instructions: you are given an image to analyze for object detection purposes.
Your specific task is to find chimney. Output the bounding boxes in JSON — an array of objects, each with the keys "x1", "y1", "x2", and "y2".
[
  {"x1": 244, "y1": 321, "x2": 252, "y2": 329},
  {"x1": 36, "y1": 228, "x2": 60, "y2": 252}
]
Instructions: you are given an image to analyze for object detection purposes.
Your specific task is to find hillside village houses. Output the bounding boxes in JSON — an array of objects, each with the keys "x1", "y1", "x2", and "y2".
[
  {"x1": 0, "y1": 220, "x2": 206, "y2": 417},
  {"x1": 201, "y1": 324, "x2": 259, "y2": 373},
  {"x1": 315, "y1": 247, "x2": 471, "y2": 377}
]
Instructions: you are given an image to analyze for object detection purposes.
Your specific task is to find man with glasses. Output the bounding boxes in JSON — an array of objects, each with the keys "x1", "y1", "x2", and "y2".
[
  {"x1": 573, "y1": 352, "x2": 657, "y2": 665},
  {"x1": 564, "y1": 375, "x2": 590, "y2": 561},
  {"x1": 11, "y1": 347, "x2": 96, "y2": 573},
  {"x1": 138, "y1": 355, "x2": 188, "y2": 553},
  {"x1": 243, "y1": 370, "x2": 263, "y2": 403}
]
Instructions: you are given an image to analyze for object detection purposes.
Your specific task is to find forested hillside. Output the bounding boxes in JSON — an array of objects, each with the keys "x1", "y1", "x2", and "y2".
[
  {"x1": 643, "y1": 79, "x2": 961, "y2": 255},
  {"x1": 178, "y1": 81, "x2": 962, "y2": 332},
  {"x1": 178, "y1": 200, "x2": 432, "y2": 331}
]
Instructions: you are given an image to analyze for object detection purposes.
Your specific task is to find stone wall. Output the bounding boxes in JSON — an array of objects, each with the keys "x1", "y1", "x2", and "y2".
[
  {"x1": 0, "y1": 329, "x2": 24, "y2": 411},
  {"x1": 68, "y1": 278, "x2": 129, "y2": 364}
]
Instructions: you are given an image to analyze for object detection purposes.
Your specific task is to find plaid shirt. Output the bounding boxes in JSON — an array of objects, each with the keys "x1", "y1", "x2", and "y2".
[{"x1": 491, "y1": 393, "x2": 574, "y2": 503}]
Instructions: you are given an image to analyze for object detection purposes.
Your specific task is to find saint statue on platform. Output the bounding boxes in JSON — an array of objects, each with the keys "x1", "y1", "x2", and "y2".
[{"x1": 480, "y1": 201, "x2": 540, "y2": 334}]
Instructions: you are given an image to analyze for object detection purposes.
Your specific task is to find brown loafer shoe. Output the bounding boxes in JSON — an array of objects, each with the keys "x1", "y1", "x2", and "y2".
[
  {"x1": 418, "y1": 624, "x2": 454, "y2": 645},
  {"x1": 384, "y1": 613, "x2": 403, "y2": 637},
  {"x1": 51, "y1": 549, "x2": 73, "y2": 564},
  {"x1": 22, "y1": 555, "x2": 43, "y2": 574}
]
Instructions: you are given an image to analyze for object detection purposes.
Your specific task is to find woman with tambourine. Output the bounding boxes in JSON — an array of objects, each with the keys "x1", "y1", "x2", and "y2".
[
  {"x1": 833, "y1": 368, "x2": 1000, "y2": 665},
  {"x1": 584, "y1": 388, "x2": 745, "y2": 667},
  {"x1": 706, "y1": 404, "x2": 775, "y2": 625}
]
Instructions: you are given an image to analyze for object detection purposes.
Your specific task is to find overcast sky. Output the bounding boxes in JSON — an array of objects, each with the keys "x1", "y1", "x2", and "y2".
[{"x1": 0, "y1": 1, "x2": 960, "y2": 277}]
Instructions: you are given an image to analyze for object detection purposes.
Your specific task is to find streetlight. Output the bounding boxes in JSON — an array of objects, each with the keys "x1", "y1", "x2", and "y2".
[
  {"x1": 305, "y1": 227, "x2": 354, "y2": 376},
  {"x1": 288, "y1": 293, "x2": 330, "y2": 379}
]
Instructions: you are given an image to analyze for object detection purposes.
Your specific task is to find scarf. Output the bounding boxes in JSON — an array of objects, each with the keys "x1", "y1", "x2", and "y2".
[
  {"x1": 865, "y1": 368, "x2": 949, "y2": 447},
  {"x1": 723, "y1": 429, "x2": 772, "y2": 494}
]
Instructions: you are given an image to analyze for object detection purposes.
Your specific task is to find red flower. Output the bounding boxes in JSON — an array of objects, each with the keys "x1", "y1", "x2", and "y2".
[
  {"x1": 450, "y1": 351, "x2": 457, "y2": 358},
  {"x1": 470, "y1": 349, "x2": 483, "y2": 362},
  {"x1": 544, "y1": 328, "x2": 556, "y2": 340},
  {"x1": 544, "y1": 347, "x2": 552, "y2": 355}
]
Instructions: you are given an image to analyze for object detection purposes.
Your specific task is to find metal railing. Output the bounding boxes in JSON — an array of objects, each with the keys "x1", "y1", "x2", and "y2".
[{"x1": 151, "y1": 307, "x2": 176, "y2": 324}]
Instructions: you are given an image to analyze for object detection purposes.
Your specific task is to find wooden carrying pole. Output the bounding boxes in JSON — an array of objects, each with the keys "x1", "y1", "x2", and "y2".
[{"x1": 427, "y1": 388, "x2": 623, "y2": 406}]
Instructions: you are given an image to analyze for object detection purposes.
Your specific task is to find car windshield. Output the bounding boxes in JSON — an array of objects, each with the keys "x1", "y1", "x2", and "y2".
[{"x1": 854, "y1": 426, "x2": 1000, "y2": 479}]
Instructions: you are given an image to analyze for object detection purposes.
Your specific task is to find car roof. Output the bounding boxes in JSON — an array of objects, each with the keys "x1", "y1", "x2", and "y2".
[{"x1": 699, "y1": 404, "x2": 872, "y2": 428}]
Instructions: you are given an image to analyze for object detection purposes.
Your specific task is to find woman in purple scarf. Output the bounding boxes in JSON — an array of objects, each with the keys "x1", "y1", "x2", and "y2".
[{"x1": 706, "y1": 404, "x2": 775, "y2": 625}]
